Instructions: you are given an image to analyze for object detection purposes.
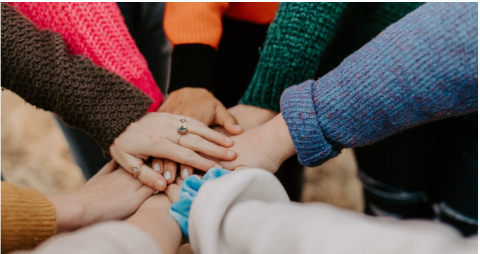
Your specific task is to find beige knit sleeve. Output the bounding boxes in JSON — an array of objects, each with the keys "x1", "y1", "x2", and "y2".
[{"x1": 1, "y1": 182, "x2": 56, "y2": 253}]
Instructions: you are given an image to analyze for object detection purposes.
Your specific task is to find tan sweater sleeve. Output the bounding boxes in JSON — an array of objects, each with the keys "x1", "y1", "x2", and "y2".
[{"x1": 1, "y1": 182, "x2": 56, "y2": 253}]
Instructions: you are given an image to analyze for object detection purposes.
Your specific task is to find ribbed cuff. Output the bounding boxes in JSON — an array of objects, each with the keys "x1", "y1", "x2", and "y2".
[
  {"x1": 280, "y1": 80, "x2": 340, "y2": 167},
  {"x1": 168, "y1": 44, "x2": 217, "y2": 93},
  {"x1": 1, "y1": 182, "x2": 57, "y2": 253}
]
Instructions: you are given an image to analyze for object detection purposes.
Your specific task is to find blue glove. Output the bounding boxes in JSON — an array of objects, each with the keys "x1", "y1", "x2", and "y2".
[{"x1": 169, "y1": 167, "x2": 231, "y2": 239}]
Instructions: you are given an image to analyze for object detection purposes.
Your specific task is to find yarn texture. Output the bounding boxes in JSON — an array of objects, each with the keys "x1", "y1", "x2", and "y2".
[
  {"x1": 1, "y1": 3, "x2": 152, "y2": 155},
  {"x1": 280, "y1": 3, "x2": 478, "y2": 166},
  {"x1": 9, "y1": 2, "x2": 163, "y2": 111}
]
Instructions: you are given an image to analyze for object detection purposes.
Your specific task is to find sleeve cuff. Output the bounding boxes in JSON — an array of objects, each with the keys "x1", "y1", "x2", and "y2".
[
  {"x1": 280, "y1": 80, "x2": 340, "y2": 167},
  {"x1": 168, "y1": 44, "x2": 217, "y2": 93},
  {"x1": 169, "y1": 168, "x2": 230, "y2": 240}
]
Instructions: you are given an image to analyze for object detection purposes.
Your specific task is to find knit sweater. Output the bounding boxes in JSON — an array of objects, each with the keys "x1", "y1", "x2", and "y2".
[
  {"x1": 8, "y1": 2, "x2": 163, "y2": 112},
  {"x1": 1, "y1": 3, "x2": 152, "y2": 155},
  {"x1": 280, "y1": 2, "x2": 478, "y2": 167},
  {"x1": 1, "y1": 182, "x2": 56, "y2": 253},
  {"x1": 164, "y1": 3, "x2": 279, "y2": 93},
  {"x1": 240, "y1": 2, "x2": 423, "y2": 112}
]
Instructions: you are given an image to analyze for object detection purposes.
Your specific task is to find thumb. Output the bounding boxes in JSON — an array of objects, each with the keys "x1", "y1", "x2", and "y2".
[{"x1": 215, "y1": 104, "x2": 243, "y2": 135}]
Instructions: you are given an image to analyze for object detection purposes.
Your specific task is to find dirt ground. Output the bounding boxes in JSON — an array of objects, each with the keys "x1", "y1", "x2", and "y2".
[{"x1": 2, "y1": 89, "x2": 364, "y2": 253}]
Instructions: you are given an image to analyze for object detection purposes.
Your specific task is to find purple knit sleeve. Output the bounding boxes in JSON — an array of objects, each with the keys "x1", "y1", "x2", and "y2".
[{"x1": 281, "y1": 2, "x2": 478, "y2": 167}]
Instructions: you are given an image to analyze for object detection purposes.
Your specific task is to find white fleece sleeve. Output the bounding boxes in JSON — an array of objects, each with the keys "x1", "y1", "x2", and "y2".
[
  {"x1": 13, "y1": 222, "x2": 162, "y2": 254},
  {"x1": 189, "y1": 168, "x2": 477, "y2": 254}
]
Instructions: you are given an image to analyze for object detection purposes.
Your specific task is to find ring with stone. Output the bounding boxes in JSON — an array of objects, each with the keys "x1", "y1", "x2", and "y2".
[
  {"x1": 178, "y1": 119, "x2": 188, "y2": 135},
  {"x1": 132, "y1": 162, "x2": 145, "y2": 178}
]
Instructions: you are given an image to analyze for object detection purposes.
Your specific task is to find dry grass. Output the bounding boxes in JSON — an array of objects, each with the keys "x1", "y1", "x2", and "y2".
[{"x1": 1, "y1": 89, "x2": 363, "y2": 253}]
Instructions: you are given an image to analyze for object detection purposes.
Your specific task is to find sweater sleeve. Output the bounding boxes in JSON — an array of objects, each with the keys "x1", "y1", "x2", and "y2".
[
  {"x1": 280, "y1": 2, "x2": 478, "y2": 166},
  {"x1": 1, "y1": 3, "x2": 152, "y2": 155},
  {"x1": 13, "y1": 222, "x2": 163, "y2": 254},
  {"x1": 239, "y1": 2, "x2": 349, "y2": 112},
  {"x1": 189, "y1": 168, "x2": 477, "y2": 254},
  {"x1": 8, "y1": 2, "x2": 163, "y2": 112},
  {"x1": 1, "y1": 182, "x2": 56, "y2": 253},
  {"x1": 164, "y1": 3, "x2": 229, "y2": 93}
]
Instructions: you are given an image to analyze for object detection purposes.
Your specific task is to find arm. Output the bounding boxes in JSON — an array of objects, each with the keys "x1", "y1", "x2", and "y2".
[
  {"x1": 280, "y1": 2, "x2": 478, "y2": 166},
  {"x1": 14, "y1": 195, "x2": 181, "y2": 254},
  {"x1": 1, "y1": 3, "x2": 151, "y2": 155},
  {"x1": 239, "y1": 2, "x2": 348, "y2": 112},
  {"x1": 8, "y1": 2, "x2": 163, "y2": 111},
  {"x1": 188, "y1": 169, "x2": 476, "y2": 254},
  {"x1": 1, "y1": 161, "x2": 156, "y2": 253},
  {"x1": 1, "y1": 182, "x2": 56, "y2": 253},
  {"x1": 2, "y1": 3, "x2": 236, "y2": 191},
  {"x1": 164, "y1": 2, "x2": 229, "y2": 93}
]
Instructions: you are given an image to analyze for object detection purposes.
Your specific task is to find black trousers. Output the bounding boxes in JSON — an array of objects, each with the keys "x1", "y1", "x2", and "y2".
[{"x1": 356, "y1": 116, "x2": 478, "y2": 236}]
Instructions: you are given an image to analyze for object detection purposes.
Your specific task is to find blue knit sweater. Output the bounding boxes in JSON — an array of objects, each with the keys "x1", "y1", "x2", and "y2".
[{"x1": 280, "y1": 2, "x2": 478, "y2": 167}]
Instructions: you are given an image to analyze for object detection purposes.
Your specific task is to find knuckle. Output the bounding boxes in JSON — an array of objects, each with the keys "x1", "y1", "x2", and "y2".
[
  {"x1": 139, "y1": 171, "x2": 156, "y2": 186},
  {"x1": 181, "y1": 149, "x2": 196, "y2": 165},
  {"x1": 191, "y1": 136, "x2": 203, "y2": 149}
]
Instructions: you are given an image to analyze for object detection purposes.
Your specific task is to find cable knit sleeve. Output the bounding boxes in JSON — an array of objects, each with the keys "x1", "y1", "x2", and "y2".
[
  {"x1": 1, "y1": 3, "x2": 152, "y2": 155},
  {"x1": 239, "y1": 2, "x2": 348, "y2": 112},
  {"x1": 1, "y1": 182, "x2": 56, "y2": 253},
  {"x1": 8, "y1": 2, "x2": 163, "y2": 112},
  {"x1": 280, "y1": 2, "x2": 478, "y2": 166}
]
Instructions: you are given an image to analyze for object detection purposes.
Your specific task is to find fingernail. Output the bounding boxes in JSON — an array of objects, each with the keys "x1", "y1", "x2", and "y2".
[
  {"x1": 164, "y1": 171, "x2": 171, "y2": 180},
  {"x1": 235, "y1": 124, "x2": 242, "y2": 130},
  {"x1": 227, "y1": 150, "x2": 235, "y2": 156},
  {"x1": 181, "y1": 168, "x2": 189, "y2": 179},
  {"x1": 153, "y1": 163, "x2": 161, "y2": 172},
  {"x1": 155, "y1": 180, "x2": 164, "y2": 191},
  {"x1": 226, "y1": 137, "x2": 233, "y2": 143}
]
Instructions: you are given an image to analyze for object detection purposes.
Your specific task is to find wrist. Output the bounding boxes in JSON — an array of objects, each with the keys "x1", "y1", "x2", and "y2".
[
  {"x1": 268, "y1": 114, "x2": 296, "y2": 163},
  {"x1": 46, "y1": 194, "x2": 86, "y2": 233}
]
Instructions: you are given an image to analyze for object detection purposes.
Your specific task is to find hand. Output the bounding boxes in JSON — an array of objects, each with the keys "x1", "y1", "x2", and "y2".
[
  {"x1": 110, "y1": 112, "x2": 236, "y2": 191},
  {"x1": 159, "y1": 88, "x2": 243, "y2": 135},
  {"x1": 127, "y1": 193, "x2": 182, "y2": 254},
  {"x1": 228, "y1": 104, "x2": 278, "y2": 131},
  {"x1": 46, "y1": 160, "x2": 155, "y2": 233},
  {"x1": 219, "y1": 114, "x2": 296, "y2": 173}
]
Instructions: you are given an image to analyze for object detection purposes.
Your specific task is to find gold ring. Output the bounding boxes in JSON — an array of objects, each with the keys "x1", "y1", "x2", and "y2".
[
  {"x1": 132, "y1": 162, "x2": 145, "y2": 178},
  {"x1": 177, "y1": 133, "x2": 182, "y2": 145},
  {"x1": 178, "y1": 119, "x2": 188, "y2": 135}
]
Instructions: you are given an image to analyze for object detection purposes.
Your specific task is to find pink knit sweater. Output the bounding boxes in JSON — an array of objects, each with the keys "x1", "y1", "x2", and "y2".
[{"x1": 9, "y1": 2, "x2": 163, "y2": 112}]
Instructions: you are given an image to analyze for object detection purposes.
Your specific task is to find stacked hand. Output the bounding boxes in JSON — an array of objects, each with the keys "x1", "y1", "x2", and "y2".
[{"x1": 109, "y1": 112, "x2": 237, "y2": 191}]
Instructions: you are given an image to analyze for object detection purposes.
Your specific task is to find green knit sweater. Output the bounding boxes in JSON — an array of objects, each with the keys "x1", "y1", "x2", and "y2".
[{"x1": 239, "y1": 2, "x2": 424, "y2": 112}]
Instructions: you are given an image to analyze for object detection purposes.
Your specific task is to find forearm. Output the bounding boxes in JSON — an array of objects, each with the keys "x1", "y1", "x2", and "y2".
[
  {"x1": 127, "y1": 199, "x2": 182, "y2": 254},
  {"x1": 10, "y1": 2, "x2": 163, "y2": 111},
  {"x1": 44, "y1": 195, "x2": 85, "y2": 233},
  {"x1": 239, "y1": 2, "x2": 348, "y2": 112},
  {"x1": 164, "y1": 3, "x2": 229, "y2": 93},
  {"x1": 1, "y1": 182, "x2": 57, "y2": 253},
  {"x1": 190, "y1": 169, "x2": 475, "y2": 254},
  {"x1": 1, "y1": 3, "x2": 152, "y2": 155},
  {"x1": 281, "y1": 2, "x2": 478, "y2": 166}
]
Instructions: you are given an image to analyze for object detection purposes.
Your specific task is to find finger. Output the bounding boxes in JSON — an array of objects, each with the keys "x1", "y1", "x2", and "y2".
[
  {"x1": 170, "y1": 115, "x2": 234, "y2": 148},
  {"x1": 179, "y1": 164, "x2": 193, "y2": 180},
  {"x1": 215, "y1": 105, "x2": 243, "y2": 135},
  {"x1": 152, "y1": 158, "x2": 164, "y2": 174},
  {"x1": 152, "y1": 142, "x2": 221, "y2": 172},
  {"x1": 163, "y1": 159, "x2": 177, "y2": 184},
  {"x1": 165, "y1": 184, "x2": 181, "y2": 203},
  {"x1": 94, "y1": 160, "x2": 117, "y2": 176},
  {"x1": 137, "y1": 184, "x2": 156, "y2": 197},
  {"x1": 116, "y1": 152, "x2": 167, "y2": 192},
  {"x1": 178, "y1": 133, "x2": 237, "y2": 161}
]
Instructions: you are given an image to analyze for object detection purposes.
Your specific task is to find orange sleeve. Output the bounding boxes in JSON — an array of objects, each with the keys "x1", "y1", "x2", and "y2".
[
  {"x1": 164, "y1": 2, "x2": 229, "y2": 49},
  {"x1": 1, "y1": 182, "x2": 57, "y2": 253}
]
